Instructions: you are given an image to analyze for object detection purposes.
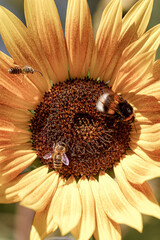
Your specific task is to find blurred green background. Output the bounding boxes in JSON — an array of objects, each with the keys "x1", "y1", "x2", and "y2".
[{"x1": 0, "y1": 0, "x2": 160, "y2": 239}]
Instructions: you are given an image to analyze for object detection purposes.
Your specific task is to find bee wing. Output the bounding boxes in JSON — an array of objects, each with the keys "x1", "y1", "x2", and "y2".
[
  {"x1": 43, "y1": 152, "x2": 52, "y2": 159},
  {"x1": 61, "y1": 154, "x2": 69, "y2": 166}
]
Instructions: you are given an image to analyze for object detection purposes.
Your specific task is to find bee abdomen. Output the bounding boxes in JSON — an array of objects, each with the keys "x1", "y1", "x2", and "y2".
[
  {"x1": 53, "y1": 161, "x2": 63, "y2": 170},
  {"x1": 53, "y1": 155, "x2": 63, "y2": 170},
  {"x1": 8, "y1": 67, "x2": 22, "y2": 74}
]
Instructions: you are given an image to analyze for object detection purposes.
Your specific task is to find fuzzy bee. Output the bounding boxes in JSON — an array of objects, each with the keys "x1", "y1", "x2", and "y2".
[{"x1": 96, "y1": 89, "x2": 134, "y2": 122}]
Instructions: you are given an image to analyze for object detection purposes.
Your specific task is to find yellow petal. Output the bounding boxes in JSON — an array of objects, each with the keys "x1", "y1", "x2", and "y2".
[
  {"x1": 30, "y1": 200, "x2": 57, "y2": 240},
  {"x1": 0, "y1": 151, "x2": 36, "y2": 184},
  {"x1": 135, "y1": 112, "x2": 160, "y2": 125},
  {"x1": 90, "y1": 0, "x2": 122, "y2": 78},
  {"x1": 0, "y1": 105, "x2": 29, "y2": 124},
  {"x1": 0, "y1": 139, "x2": 31, "y2": 150},
  {"x1": 0, "y1": 147, "x2": 35, "y2": 166},
  {"x1": 24, "y1": 0, "x2": 68, "y2": 83},
  {"x1": 112, "y1": 51, "x2": 154, "y2": 93},
  {"x1": 127, "y1": 83, "x2": 160, "y2": 117},
  {"x1": 72, "y1": 176, "x2": 95, "y2": 240},
  {"x1": 99, "y1": 173, "x2": 142, "y2": 232},
  {"x1": 0, "y1": 146, "x2": 34, "y2": 169},
  {"x1": 134, "y1": 80, "x2": 160, "y2": 99},
  {"x1": 20, "y1": 172, "x2": 59, "y2": 212},
  {"x1": 136, "y1": 123, "x2": 160, "y2": 132},
  {"x1": 89, "y1": 177, "x2": 121, "y2": 240},
  {"x1": 0, "y1": 6, "x2": 51, "y2": 91},
  {"x1": 65, "y1": 0, "x2": 93, "y2": 77},
  {"x1": 132, "y1": 138, "x2": 160, "y2": 152},
  {"x1": 52, "y1": 176, "x2": 81, "y2": 235},
  {"x1": 121, "y1": 25, "x2": 160, "y2": 63},
  {"x1": 0, "y1": 105, "x2": 32, "y2": 130},
  {"x1": 110, "y1": 25, "x2": 160, "y2": 84},
  {"x1": 131, "y1": 123, "x2": 160, "y2": 151},
  {"x1": 121, "y1": 0, "x2": 153, "y2": 39},
  {"x1": 0, "y1": 119, "x2": 30, "y2": 134},
  {"x1": 105, "y1": 0, "x2": 154, "y2": 84},
  {"x1": 114, "y1": 164, "x2": 160, "y2": 218},
  {"x1": 131, "y1": 122, "x2": 160, "y2": 134},
  {"x1": 104, "y1": 23, "x2": 137, "y2": 84},
  {"x1": 130, "y1": 143, "x2": 160, "y2": 167},
  {"x1": 0, "y1": 85, "x2": 36, "y2": 110},
  {"x1": 153, "y1": 58, "x2": 160, "y2": 80},
  {"x1": 0, "y1": 119, "x2": 31, "y2": 149},
  {"x1": 121, "y1": 152, "x2": 160, "y2": 184},
  {"x1": 0, "y1": 166, "x2": 48, "y2": 203}
]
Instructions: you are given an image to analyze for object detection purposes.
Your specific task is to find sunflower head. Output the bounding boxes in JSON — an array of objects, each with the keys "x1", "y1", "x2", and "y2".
[{"x1": 30, "y1": 77, "x2": 133, "y2": 178}]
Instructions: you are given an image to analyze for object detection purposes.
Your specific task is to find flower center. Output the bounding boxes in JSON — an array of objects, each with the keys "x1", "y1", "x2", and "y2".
[{"x1": 30, "y1": 77, "x2": 132, "y2": 178}]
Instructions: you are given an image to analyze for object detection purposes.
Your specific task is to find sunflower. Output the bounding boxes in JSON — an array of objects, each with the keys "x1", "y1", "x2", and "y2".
[{"x1": 0, "y1": 0, "x2": 160, "y2": 239}]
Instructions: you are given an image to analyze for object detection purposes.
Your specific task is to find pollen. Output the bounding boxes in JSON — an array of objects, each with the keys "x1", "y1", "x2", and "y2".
[{"x1": 30, "y1": 78, "x2": 132, "y2": 178}]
